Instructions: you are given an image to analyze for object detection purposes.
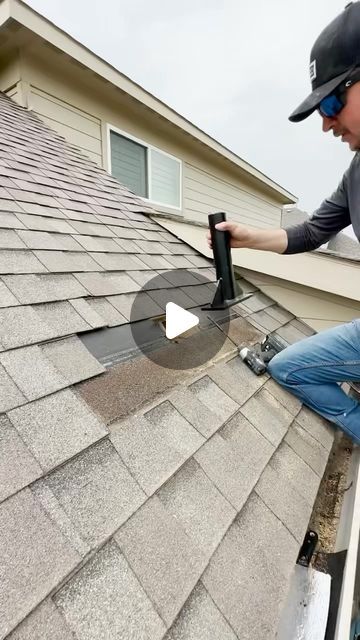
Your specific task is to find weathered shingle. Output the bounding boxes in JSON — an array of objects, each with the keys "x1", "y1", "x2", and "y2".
[
  {"x1": 169, "y1": 386, "x2": 224, "y2": 438},
  {"x1": 115, "y1": 496, "x2": 207, "y2": 627},
  {"x1": 54, "y1": 540, "x2": 166, "y2": 640},
  {"x1": 16, "y1": 230, "x2": 83, "y2": 251},
  {"x1": 0, "y1": 362, "x2": 26, "y2": 411},
  {"x1": 34, "y1": 300, "x2": 91, "y2": 336},
  {"x1": 285, "y1": 420, "x2": 329, "y2": 476},
  {"x1": 202, "y1": 493, "x2": 298, "y2": 640},
  {"x1": 3, "y1": 273, "x2": 89, "y2": 304},
  {"x1": 269, "y1": 441, "x2": 321, "y2": 506},
  {"x1": 166, "y1": 583, "x2": 237, "y2": 640},
  {"x1": 7, "y1": 599, "x2": 74, "y2": 640},
  {"x1": 0, "y1": 488, "x2": 80, "y2": 639},
  {"x1": 110, "y1": 403, "x2": 204, "y2": 495},
  {"x1": 240, "y1": 387, "x2": 294, "y2": 447},
  {"x1": 33, "y1": 249, "x2": 101, "y2": 273},
  {"x1": 42, "y1": 439, "x2": 146, "y2": 547},
  {"x1": 0, "y1": 229, "x2": 26, "y2": 249},
  {"x1": 255, "y1": 462, "x2": 312, "y2": 544},
  {"x1": 189, "y1": 375, "x2": 238, "y2": 422},
  {"x1": 8, "y1": 389, "x2": 107, "y2": 472},
  {"x1": 74, "y1": 271, "x2": 139, "y2": 296},
  {"x1": 0, "y1": 415, "x2": 42, "y2": 502},
  {"x1": 295, "y1": 405, "x2": 334, "y2": 451},
  {"x1": 208, "y1": 355, "x2": 266, "y2": 405},
  {"x1": 0, "y1": 280, "x2": 19, "y2": 307},
  {"x1": 194, "y1": 413, "x2": 274, "y2": 511},
  {"x1": 157, "y1": 458, "x2": 235, "y2": 556},
  {"x1": 0, "y1": 345, "x2": 67, "y2": 401},
  {"x1": 41, "y1": 335, "x2": 105, "y2": 383},
  {"x1": 0, "y1": 249, "x2": 47, "y2": 274}
]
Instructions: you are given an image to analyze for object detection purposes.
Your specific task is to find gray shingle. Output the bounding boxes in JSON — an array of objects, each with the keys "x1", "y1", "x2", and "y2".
[
  {"x1": 0, "y1": 415, "x2": 42, "y2": 502},
  {"x1": 169, "y1": 386, "x2": 224, "y2": 438},
  {"x1": 240, "y1": 292, "x2": 274, "y2": 313},
  {"x1": 208, "y1": 355, "x2": 266, "y2": 405},
  {"x1": 89, "y1": 252, "x2": 146, "y2": 271},
  {"x1": 110, "y1": 291, "x2": 163, "y2": 320},
  {"x1": 115, "y1": 496, "x2": 207, "y2": 627},
  {"x1": 189, "y1": 375, "x2": 238, "y2": 422},
  {"x1": 0, "y1": 488, "x2": 80, "y2": 639},
  {"x1": 161, "y1": 270, "x2": 200, "y2": 287},
  {"x1": 275, "y1": 323, "x2": 310, "y2": 345},
  {"x1": 8, "y1": 389, "x2": 107, "y2": 472},
  {"x1": 7, "y1": 599, "x2": 74, "y2": 640},
  {"x1": 0, "y1": 198, "x2": 23, "y2": 213},
  {"x1": 0, "y1": 345, "x2": 67, "y2": 401},
  {"x1": 32, "y1": 479, "x2": 90, "y2": 557},
  {"x1": 42, "y1": 335, "x2": 105, "y2": 384},
  {"x1": 75, "y1": 235, "x2": 122, "y2": 252},
  {"x1": 255, "y1": 463, "x2": 313, "y2": 544},
  {"x1": 55, "y1": 540, "x2": 166, "y2": 640},
  {"x1": 166, "y1": 583, "x2": 237, "y2": 640},
  {"x1": 68, "y1": 219, "x2": 113, "y2": 237},
  {"x1": 295, "y1": 406, "x2": 334, "y2": 451},
  {"x1": 240, "y1": 387, "x2": 293, "y2": 447},
  {"x1": 247, "y1": 309, "x2": 283, "y2": 332},
  {"x1": 17, "y1": 230, "x2": 83, "y2": 251},
  {"x1": 85, "y1": 297, "x2": 127, "y2": 326},
  {"x1": 185, "y1": 254, "x2": 213, "y2": 267},
  {"x1": 137, "y1": 253, "x2": 174, "y2": 269},
  {"x1": 265, "y1": 305, "x2": 294, "y2": 324},
  {"x1": 43, "y1": 440, "x2": 146, "y2": 547},
  {"x1": 263, "y1": 377, "x2": 302, "y2": 416},
  {"x1": 165, "y1": 255, "x2": 195, "y2": 269},
  {"x1": 158, "y1": 458, "x2": 235, "y2": 556},
  {"x1": 148, "y1": 286, "x2": 195, "y2": 311},
  {"x1": 0, "y1": 307, "x2": 52, "y2": 349},
  {"x1": 135, "y1": 240, "x2": 170, "y2": 254},
  {"x1": 74, "y1": 271, "x2": 139, "y2": 296},
  {"x1": 16, "y1": 213, "x2": 76, "y2": 234},
  {"x1": 0, "y1": 212, "x2": 26, "y2": 229},
  {"x1": 269, "y1": 441, "x2": 321, "y2": 506},
  {"x1": 202, "y1": 493, "x2": 298, "y2": 640},
  {"x1": 0, "y1": 362, "x2": 26, "y2": 411},
  {"x1": 285, "y1": 420, "x2": 329, "y2": 476},
  {"x1": 3, "y1": 273, "x2": 89, "y2": 304},
  {"x1": 16, "y1": 201, "x2": 64, "y2": 217},
  {"x1": 34, "y1": 300, "x2": 90, "y2": 336},
  {"x1": 110, "y1": 403, "x2": 204, "y2": 496},
  {"x1": 0, "y1": 229, "x2": 26, "y2": 249},
  {"x1": 0, "y1": 280, "x2": 19, "y2": 307},
  {"x1": 115, "y1": 237, "x2": 145, "y2": 253},
  {"x1": 194, "y1": 413, "x2": 274, "y2": 510},
  {"x1": 107, "y1": 224, "x2": 143, "y2": 239},
  {"x1": 33, "y1": 250, "x2": 101, "y2": 273},
  {"x1": 69, "y1": 297, "x2": 105, "y2": 328},
  {"x1": 0, "y1": 249, "x2": 47, "y2": 274}
]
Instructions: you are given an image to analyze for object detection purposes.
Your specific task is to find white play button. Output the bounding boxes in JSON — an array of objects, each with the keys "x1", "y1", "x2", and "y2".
[{"x1": 165, "y1": 302, "x2": 199, "y2": 339}]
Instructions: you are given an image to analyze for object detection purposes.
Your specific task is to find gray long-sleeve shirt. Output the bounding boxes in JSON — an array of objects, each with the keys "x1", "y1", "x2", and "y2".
[{"x1": 284, "y1": 153, "x2": 360, "y2": 254}]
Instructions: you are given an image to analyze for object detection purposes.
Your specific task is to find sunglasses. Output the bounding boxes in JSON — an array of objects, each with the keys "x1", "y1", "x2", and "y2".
[{"x1": 318, "y1": 72, "x2": 360, "y2": 118}]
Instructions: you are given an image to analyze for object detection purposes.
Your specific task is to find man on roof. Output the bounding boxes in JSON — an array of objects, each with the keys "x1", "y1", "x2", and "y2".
[{"x1": 207, "y1": 1, "x2": 360, "y2": 445}]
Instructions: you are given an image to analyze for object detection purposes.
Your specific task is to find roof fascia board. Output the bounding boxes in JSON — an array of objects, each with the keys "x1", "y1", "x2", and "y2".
[
  {"x1": 3, "y1": 0, "x2": 296, "y2": 204},
  {"x1": 155, "y1": 217, "x2": 360, "y2": 302}
]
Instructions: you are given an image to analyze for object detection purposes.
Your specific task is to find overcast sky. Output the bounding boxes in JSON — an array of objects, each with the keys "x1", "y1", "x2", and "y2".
[{"x1": 24, "y1": 0, "x2": 354, "y2": 219}]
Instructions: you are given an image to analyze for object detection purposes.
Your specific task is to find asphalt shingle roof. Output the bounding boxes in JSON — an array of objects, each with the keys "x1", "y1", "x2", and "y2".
[{"x1": 0, "y1": 92, "x2": 336, "y2": 640}]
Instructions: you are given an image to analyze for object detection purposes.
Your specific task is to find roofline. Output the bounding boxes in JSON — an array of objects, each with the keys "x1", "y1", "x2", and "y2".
[{"x1": 0, "y1": 0, "x2": 297, "y2": 204}]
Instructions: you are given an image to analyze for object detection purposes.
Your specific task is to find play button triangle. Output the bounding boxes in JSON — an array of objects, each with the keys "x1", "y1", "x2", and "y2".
[{"x1": 165, "y1": 302, "x2": 199, "y2": 339}]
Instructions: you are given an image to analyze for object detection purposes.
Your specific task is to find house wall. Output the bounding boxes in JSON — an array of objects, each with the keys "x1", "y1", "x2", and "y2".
[
  {"x1": 3, "y1": 43, "x2": 286, "y2": 228},
  {"x1": 238, "y1": 268, "x2": 360, "y2": 332}
]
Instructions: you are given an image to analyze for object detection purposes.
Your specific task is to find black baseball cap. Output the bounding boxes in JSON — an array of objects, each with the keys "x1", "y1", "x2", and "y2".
[{"x1": 289, "y1": 2, "x2": 360, "y2": 122}]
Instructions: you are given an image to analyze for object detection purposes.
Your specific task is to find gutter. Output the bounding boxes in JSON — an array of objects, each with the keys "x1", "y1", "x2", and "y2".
[{"x1": 334, "y1": 444, "x2": 360, "y2": 639}]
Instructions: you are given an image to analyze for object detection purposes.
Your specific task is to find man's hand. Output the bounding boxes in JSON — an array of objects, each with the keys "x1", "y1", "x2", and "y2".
[
  {"x1": 206, "y1": 221, "x2": 253, "y2": 250},
  {"x1": 206, "y1": 220, "x2": 288, "y2": 254}
]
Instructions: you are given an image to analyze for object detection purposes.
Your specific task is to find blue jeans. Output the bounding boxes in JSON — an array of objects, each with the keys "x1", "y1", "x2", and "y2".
[{"x1": 267, "y1": 319, "x2": 360, "y2": 445}]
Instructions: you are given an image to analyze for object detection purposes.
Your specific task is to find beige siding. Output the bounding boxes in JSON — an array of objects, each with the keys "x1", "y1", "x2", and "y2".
[
  {"x1": 184, "y1": 163, "x2": 281, "y2": 227},
  {"x1": 29, "y1": 88, "x2": 102, "y2": 165},
  {"x1": 237, "y1": 268, "x2": 360, "y2": 332}
]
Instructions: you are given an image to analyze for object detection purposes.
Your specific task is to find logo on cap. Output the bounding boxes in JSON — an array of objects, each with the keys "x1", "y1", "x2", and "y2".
[{"x1": 309, "y1": 60, "x2": 317, "y2": 81}]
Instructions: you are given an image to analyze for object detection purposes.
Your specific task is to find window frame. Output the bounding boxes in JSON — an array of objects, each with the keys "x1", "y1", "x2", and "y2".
[{"x1": 107, "y1": 124, "x2": 182, "y2": 211}]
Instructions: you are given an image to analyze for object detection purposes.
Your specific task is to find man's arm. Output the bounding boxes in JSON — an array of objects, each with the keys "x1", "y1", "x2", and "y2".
[{"x1": 283, "y1": 171, "x2": 351, "y2": 254}]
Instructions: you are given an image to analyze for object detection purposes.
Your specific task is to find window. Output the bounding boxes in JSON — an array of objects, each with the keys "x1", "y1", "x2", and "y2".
[{"x1": 109, "y1": 128, "x2": 181, "y2": 210}]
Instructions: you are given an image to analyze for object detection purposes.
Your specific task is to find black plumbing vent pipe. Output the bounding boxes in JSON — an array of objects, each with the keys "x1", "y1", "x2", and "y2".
[{"x1": 202, "y1": 211, "x2": 252, "y2": 310}]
